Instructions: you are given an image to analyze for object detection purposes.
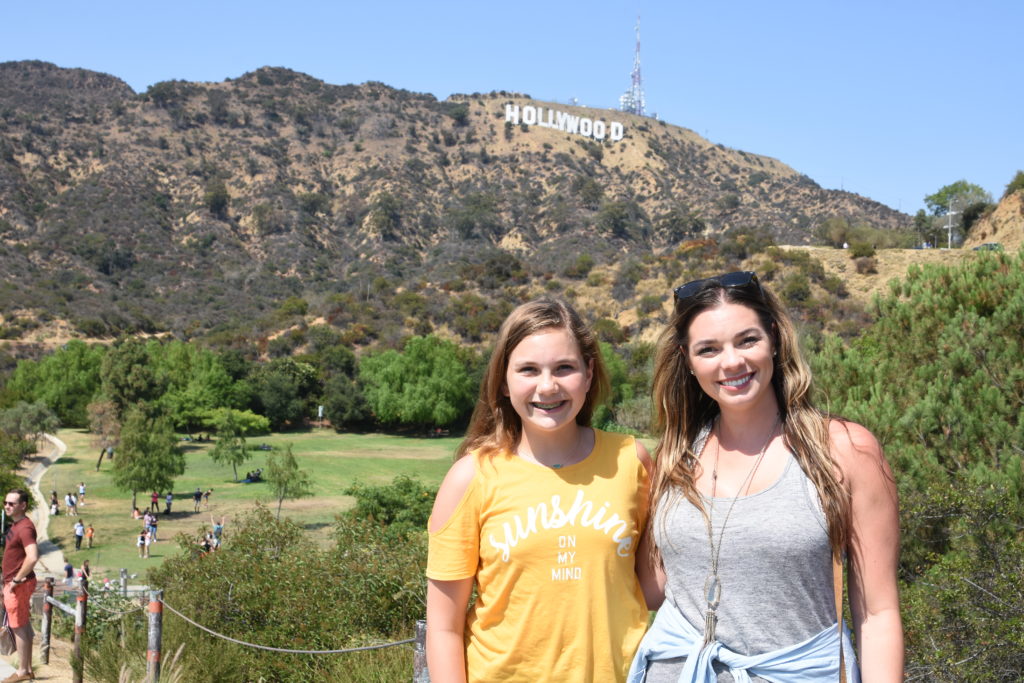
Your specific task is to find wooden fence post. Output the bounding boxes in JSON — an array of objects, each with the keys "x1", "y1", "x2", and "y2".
[
  {"x1": 120, "y1": 567, "x2": 129, "y2": 597},
  {"x1": 413, "y1": 618, "x2": 430, "y2": 682},
  {"x1": 72, "y1": 585, "x2": 87, "y2": 683},
  {"x1": 40, "y1": 577, "x2": 54, "y2": 665},
  {"x1": 147, "y1": 589, "x2": 163, "y2": 683}
]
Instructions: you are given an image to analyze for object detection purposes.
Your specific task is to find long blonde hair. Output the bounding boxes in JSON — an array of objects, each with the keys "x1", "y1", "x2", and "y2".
[
  {"x1": 649, "y1": 278, "x2": 850, "y2": 559},
  {"x1": 456, "y1": 299, "x2": 609, "y2": 460}
]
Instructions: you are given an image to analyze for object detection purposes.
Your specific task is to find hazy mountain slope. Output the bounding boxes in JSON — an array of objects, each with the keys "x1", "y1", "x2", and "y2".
[{"x1": 0, "y1": 60, "x2": 909, "y2": 343}]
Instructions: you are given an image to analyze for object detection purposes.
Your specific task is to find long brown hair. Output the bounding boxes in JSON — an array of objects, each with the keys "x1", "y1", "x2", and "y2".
[
  {"x1": 649, "y1": 278, "x2": 850, "y2": 558},
  {"x1": 456, "y1": 298, "x2": 609, "y2": 460}
]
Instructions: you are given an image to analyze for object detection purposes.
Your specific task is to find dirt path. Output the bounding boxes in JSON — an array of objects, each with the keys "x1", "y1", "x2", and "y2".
[{"x1": 21, "y1": 434, "x2": 68, "y2": 577}]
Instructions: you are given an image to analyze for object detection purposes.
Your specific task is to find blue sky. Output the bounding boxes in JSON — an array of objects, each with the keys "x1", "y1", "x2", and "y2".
[{"x1": 3, "y1": 1, "x2": 1021, "y2": 214}]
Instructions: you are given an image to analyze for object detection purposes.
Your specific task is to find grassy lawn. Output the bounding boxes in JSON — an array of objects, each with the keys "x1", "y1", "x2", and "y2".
[{"x1": 44, "y1": 428, "x2": 459, "y2": 584}]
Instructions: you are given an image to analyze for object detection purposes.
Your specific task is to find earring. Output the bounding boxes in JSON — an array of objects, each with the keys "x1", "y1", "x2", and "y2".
[{"x1": 689, "y1": 369, "x2": 695, "y2": 375}]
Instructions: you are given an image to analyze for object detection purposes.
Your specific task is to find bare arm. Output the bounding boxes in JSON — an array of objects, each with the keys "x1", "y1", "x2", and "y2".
[
  {"x1": 636, "y1": 532, "x2": 666, "y2": 610},
  {"x1": 633, "y1": 440, "x2": 665, "y2": 609},
  {"x1": 426, "y1": 577, "x2": 473, "y2": 683},
  {"x1": 831, "y1": 421, "x2": 903, "y2": 680},
  {"x1": 425, "y1": 456, "x2": 478, "y2": 683},
  {"x1": 13, "y1": 542, "x2": 39, "y2": 582}
]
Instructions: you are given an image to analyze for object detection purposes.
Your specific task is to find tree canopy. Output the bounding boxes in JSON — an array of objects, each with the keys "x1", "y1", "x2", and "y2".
[
  {"x1": 265, "y1": 444, "x2": 312, "y2": 519},
  {"x1": 358, "y1": 335, "x2": 477, "y2": 428},
  {"x1": 110, "y1": 407, "x2": 185, "y2": 508},
  {"x1": 810, "y1": 249, "x2": 1024, "y2": 677},
  {"x1": 924, "y1": 179, "x2": 992, "y2": 216},
  {"x1": 5, "y1": 340, "x2": 104, "y2": 427}
]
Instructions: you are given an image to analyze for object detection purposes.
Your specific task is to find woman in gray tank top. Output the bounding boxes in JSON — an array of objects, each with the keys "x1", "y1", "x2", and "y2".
[{"x1": 630, "y1": 271, "x2": 903, "y2": 682}]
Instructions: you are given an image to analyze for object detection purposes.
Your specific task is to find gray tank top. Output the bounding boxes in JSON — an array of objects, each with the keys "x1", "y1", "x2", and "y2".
[{"x1": 645, "y1": 447, "x2": 835, "y2": 683}]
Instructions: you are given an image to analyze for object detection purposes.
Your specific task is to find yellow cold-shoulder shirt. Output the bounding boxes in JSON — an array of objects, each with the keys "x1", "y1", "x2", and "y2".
[{"x1": 427, "y1": 429, "x2": 649, "y2": 682}]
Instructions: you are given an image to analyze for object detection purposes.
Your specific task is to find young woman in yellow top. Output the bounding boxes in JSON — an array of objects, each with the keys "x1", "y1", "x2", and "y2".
[{"x1": 426, "y1": 299, "x2": 658, "y2": 682}]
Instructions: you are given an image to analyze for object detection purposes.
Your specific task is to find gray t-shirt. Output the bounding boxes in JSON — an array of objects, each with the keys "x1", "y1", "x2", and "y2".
[{"x1": 645, "y1": 449, "x2": 836, "y2": 682}]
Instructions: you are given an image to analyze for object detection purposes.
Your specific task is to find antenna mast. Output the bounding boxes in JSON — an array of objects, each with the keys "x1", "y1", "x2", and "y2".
[{"x1": 619, "y1": 16, "x2": 646, "y2": 116}]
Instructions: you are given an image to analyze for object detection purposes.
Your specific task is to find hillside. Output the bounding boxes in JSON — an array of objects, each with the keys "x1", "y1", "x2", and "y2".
[
  {"x1": 781, "y1": 246, "x2": 973, "y2": 306},
  {"x1": 0, "y1": 60, "x2": 911, "y2": 351},
  {"x1": 963, "y1": 190, "x2": 1024, "y2": 252}
]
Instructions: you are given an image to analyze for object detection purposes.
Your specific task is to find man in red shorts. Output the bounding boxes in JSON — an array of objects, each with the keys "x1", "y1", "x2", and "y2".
[{"x1": 3, "y1": 489, "x2": 39, "y2": 683}]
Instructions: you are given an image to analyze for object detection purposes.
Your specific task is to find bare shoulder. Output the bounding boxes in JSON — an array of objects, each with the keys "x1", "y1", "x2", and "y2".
[
  {"x1": 827, "y1": 419, "x2": 890, "y2": 483},
  {"x1": 634, "y1": 439, "x2": 653, "y2": 476},
  {"x1": 428, "y1": 455, "x2": 479, "y2": 533}
]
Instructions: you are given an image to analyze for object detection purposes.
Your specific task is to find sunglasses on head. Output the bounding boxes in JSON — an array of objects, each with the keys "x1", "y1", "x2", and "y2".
[{"x1": 673, "y1": 271, "x2": 762, "y2": 307}]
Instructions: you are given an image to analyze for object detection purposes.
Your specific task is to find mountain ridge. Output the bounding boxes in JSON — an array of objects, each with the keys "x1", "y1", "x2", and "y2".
[{"x1": 0, "y1": 60, "x2": 911, "y2": 348}]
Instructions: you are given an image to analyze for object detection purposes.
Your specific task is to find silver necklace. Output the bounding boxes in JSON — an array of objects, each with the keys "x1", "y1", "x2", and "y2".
[
  {"x1": 522, "y1": 428, "x2": 585, "y2": 469},
  {"x1": 701, "y1": 415, "x2": 779, "y2": 648}
]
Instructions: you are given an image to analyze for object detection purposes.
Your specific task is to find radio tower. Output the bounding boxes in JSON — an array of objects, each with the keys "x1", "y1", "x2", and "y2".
[{"x1": 619, "y1": 16, "x2": 646, "y2": 116}]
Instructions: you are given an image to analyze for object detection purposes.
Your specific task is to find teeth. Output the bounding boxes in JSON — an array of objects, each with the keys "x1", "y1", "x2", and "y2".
[
  {"x1": 533, "y1": 401, "x2": 564, "y2": 410},
  {"x1": 721, "y1": 376, "x2": 750, "y2": 387}
]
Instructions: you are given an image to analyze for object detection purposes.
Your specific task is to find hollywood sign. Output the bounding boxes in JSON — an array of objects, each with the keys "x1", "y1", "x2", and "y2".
[{"x1": 505, "y1": 104, "x2": 625, "y2": 142}]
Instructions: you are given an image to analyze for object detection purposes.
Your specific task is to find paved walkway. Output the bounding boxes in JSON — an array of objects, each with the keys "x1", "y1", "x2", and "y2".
[{"x1": 25, "y1": 434, "x2": 68, "y2": 578}]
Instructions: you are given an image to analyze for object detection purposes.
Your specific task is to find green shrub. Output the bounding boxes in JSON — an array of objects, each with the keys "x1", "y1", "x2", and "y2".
[
  {"x1": 849, "y1": 242, "x2": 875, "y2": 258},
  {"x1": 204, "y1": 179, "x2": 229, "y2": 219},
  {"x1": 343, "y1": 475, "x2": 437, "y2": 535},
  {"x1": 821, "y1": 274, "x2": 848, "y2": 298},
  {"x1": 810, "y1": 251, "x2": 1024, "y2": 677},
  {"x1": 563, "y1": 253, "x2": 595, "y2": 279},
  {"x1": 779, "y1": 273, "x2": 811, "y2": 304},
  {"x1": 111, "y1": 505, "x2": 428, "y2": 682},
  {"x1": 592, "y1": 318, "x2": 626, "y2": 344},
  {"x1": 636, "y1": 295, "x2": 664, "y2": 316},
  {"x1": 854, "y1": 256, "x2": 877, "y2": 274},
  {"x1": 1003, "y1": 169, "x2": 1024, "y2": 198}
]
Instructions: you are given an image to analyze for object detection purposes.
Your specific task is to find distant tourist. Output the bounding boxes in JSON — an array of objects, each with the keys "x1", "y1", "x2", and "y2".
[
  {"x1": 164, "y1": 492, "x2": 173, "y2": 515},
  {"x1": 211, "y1": 515, "x2": 226, "y2": 549},
  {"x1": 78, "y1": 559, "x2": 92, "y2": 587},
  {"x1": 193, "y1": 487, "x2": 203, "y2": 512},
  {"x1": 73, "y1": 520, "x2": 85, "y2": 550},
  {"x1": 85, "y1": 523, "x2": 95, "y2": 549}
]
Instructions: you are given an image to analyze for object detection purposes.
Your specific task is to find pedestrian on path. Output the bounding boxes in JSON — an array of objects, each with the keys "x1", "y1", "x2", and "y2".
[
  {"x1": 63, "y1": 560, "x2": 73, "y2": 586},
  {"x1": 85, "y1": 523, "x2": 95, "y2": 549},
  {"x1": 73, "y1": 520, "x2": 85, "y2": 550},
  {"x1": 3, "y1": 489, "x2": 40, "y2": 683}
]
